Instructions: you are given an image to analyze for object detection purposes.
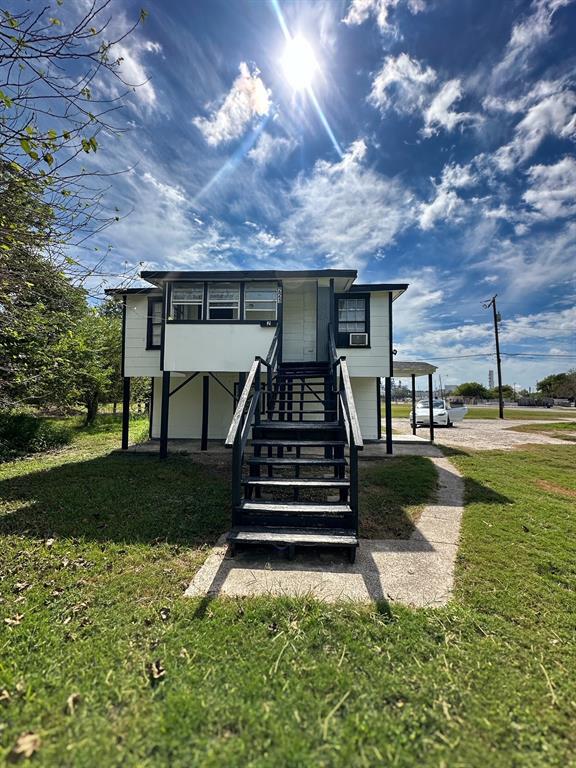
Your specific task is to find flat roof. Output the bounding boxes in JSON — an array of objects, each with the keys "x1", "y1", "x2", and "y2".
[
  {"x1": 393, "y1": 361, "x2": 438, "y2": 376},
  {"x1": 104, "y1": 287, "x2": 159, "y2": 296},
  {"x1": 140, "y1": 269, "x2": 358, "y2": 283}
]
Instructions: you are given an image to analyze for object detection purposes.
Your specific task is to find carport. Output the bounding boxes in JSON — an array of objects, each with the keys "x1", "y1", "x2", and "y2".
[{"x1": 393, "y1": 361, "x2": 438, "y2": 443}]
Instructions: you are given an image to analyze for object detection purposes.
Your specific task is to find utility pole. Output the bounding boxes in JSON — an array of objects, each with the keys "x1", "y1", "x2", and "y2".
[{"x1": 483, "y1": 295, "x2": 504, "y2": 419}]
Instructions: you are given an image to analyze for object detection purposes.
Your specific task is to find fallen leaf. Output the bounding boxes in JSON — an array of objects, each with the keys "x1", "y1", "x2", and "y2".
[
  {"x1": 0, "y1": 689, "x2": 10, "y2": 704},
  {"x1": 4, "y1": 614, "x2": 23, "y2": 626},
  {"x1": 13, "y1": 582, "x2": 30, "y2": 593},
  {"x1": 8, "y1": 732, "x2": 40, "y2": 762},
  {"x1": 65, "y1": 692, "x2": 82, "y2": 715},
  {"x1": 45, "y1": 538, "x2": 55, "y2": 548},
  {"x1": 147, "y1": 660, "x2": 166, "y2": 684},
  {"x1": 159, "y1": 607, "x2": 170, "y2": 621}
]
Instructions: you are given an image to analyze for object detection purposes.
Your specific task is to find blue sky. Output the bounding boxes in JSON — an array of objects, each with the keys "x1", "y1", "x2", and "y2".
[{"x1": 85, "y1": 0, "x2": 575, "y2": 388}]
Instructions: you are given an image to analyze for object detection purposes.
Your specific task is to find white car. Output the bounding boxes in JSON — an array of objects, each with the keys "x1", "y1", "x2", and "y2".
[{"x1": 410, "y1": 399, "x2": 468, "y2": 428}]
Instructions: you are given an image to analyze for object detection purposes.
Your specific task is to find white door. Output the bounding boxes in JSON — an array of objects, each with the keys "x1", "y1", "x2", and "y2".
[{"x1": 282, "y1": 281, "x2": 317, "y2": 362}]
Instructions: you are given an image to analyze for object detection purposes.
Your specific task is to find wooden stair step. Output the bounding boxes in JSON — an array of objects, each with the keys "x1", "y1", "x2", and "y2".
[
  {"x1": 251, "y1": 440, "x2": 344, "y2": 447},
  {"x1": 248, "y1": 457, "x2": 346, "y2": 466},
  {"x1": 245, "y1": 478, "x2": 349, "y2": 488},
  {"x1": 227, "y1": 527, "x2": 357, "y2": 547},
  {"x1": 258, "y1": 421, "x2": 340, "y2": 429},
  {"x1": 239, "y1": 501, "x2": 352, "y2": 514}
]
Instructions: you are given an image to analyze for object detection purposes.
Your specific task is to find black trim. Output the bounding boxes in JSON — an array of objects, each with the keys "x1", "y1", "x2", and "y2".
[
  {"x1": 146, "y1": 296, "x2": 163, "y2": 350},
  {"x1": 350, "y1": 283, "x2": 408, "y2": 293},
  {"x1": 169, "y1": 372, "x2": 199, "y2": 398},
  {"x1": 105, "y1": 287, "x2": 158, "y2": 296},
  {"x1": 121, "y1": 295, "x2": 126, "y2": 378},
  {"x1": 334, "y1": 292, "x2": 371, "y2": 348},
  {"x1": 165, "y1": 319, "x2": 277, "y2": 326}
]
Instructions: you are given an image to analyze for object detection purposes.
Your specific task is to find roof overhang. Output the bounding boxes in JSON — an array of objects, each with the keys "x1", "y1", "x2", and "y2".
[
  {"x1": 350, "y1": 283, "x2": 409, "y2": 301},
  {"x1": 139, "y1": 269, "x2": 358, "y2": 287},
  {"x1": 104, "y1": 286, "x2": 159, "y2": 296},
  {"x1": 393, "y1": 361, "x2": 438, "y2": 377}
]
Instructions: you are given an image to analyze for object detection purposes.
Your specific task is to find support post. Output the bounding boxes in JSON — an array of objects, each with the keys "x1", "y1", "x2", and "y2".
[
  {"x1": 428, "y1": 373, "x2": 435, "y2": 443},
  {"x1": 121, "y1": 376, "x2": 130, "y2": 450},
  {"x1": 385, "y1": 376, "x2": 393, "y2": 455},
  {"x1": 160, "y1": 370, "x2": 170, "y2": 459},
  {"x1": 148, "y1": 377, "x2": 154, "y2": 440},
  {"x1": 411, "y1": 374, "x2": 416, "y2": 436},
  {"x1": 201, "y1": 375, "x2": 209, "y2": 451},
  {"x1": 376, "y1": 377, "x2": 382, "y2": 440}
]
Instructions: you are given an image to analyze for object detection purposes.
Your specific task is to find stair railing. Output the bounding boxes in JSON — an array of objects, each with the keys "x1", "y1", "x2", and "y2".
[
  {"x1": 225, "y1": 325, "x2": 281, "y2": 514},
  {"x1": 328, "y1": 324, "x2": 364, "y2": 534}
]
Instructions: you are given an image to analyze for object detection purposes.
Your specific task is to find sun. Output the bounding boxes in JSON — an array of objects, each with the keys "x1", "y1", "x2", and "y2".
[{"x1": 281, "y1": 35, "x2": 318, "y2": 91}]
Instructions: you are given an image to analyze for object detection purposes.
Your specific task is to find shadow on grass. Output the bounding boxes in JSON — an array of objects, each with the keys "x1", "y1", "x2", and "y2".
[{"x1": 0, "y1": 452, "x2": 229, "y2": 547}]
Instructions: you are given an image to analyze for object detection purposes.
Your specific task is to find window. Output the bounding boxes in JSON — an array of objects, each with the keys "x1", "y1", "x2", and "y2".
[
  {"x1": 147, "y1": 298, "x2": 163, "y2": 349},
  {"x1": 171, "y1": 283, "x2": 203, "y2": 320},
  {"x1": 244, "y1": 282, "x2": 277, "y2": 321},
  {"x1": 208, "y1": 282, "x2": 240, "y2": 320},
  {"x1": 335, "y1": 293, "x2": 369, "y2": 346}
]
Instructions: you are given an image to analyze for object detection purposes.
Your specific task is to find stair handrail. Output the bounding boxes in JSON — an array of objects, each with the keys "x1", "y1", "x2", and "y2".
[
  {"x1": 225, "y1": 325, "x2": 281, "y2": 515},
  {"x1": 328, "y1": 324, "x2": 364, "y2": 450}
]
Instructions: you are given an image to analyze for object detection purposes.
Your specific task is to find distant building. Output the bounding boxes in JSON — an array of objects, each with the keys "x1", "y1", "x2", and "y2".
[{"x1": 488, "y1": 369, "x2": 494, "y2": 389}]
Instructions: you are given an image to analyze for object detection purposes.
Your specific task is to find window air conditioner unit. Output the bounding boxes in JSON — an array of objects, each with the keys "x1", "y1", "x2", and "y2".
[{"x1": 349, "y1": 332, "x2": 368, "y2": 347}]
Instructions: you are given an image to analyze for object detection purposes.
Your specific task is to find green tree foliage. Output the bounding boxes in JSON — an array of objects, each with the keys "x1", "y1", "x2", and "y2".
[
  {"x1": 454, "y1": 382, "x2": 491, "y2": 399},
  {"x1": 537, "y1": 371, "x2": 576, "y2": 399}
]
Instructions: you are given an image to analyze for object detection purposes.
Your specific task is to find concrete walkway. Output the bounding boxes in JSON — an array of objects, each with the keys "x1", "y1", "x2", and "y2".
[{"x1": 184, "y1": 455, "x2": 464, "y2": 607}]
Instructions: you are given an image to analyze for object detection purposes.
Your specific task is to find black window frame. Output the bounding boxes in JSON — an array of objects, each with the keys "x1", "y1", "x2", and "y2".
[
  {"x1": 146, "y1": 297, "x2": 163, "y2": 350},
  {"x1": 165, "y1": 280, "x2": 279, "y2": 326},
  {"x1": 334, "y1": 292, "x2": 370, "y2": 348}
]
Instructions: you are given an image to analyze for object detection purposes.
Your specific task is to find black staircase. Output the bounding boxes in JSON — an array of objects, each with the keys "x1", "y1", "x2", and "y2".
[{"x1": 225, "y1": 325, "x2": 363, "y2": 562}]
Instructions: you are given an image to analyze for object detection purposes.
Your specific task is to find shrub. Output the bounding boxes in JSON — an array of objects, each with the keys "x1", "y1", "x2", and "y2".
[{"x1": 0, "y1": 412, "x2": 72, "y2": 462}]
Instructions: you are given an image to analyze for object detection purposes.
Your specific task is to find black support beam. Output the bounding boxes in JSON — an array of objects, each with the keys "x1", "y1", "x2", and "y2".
[
  {"x1": 160, "y1": 370, "x2": 170, "y2": 459},
  {"x1": 121, "y1": 376, "x2": 130, "y2": 450},
  {"x1": 385, "y1": 377, "x2": 393, "y2": 455},
  {"x1": 428, "y1": 373, "x2": 435, "y2": 443},
  {"x1": 201, "y1": 375, "x2": 209, "y2": 451}
]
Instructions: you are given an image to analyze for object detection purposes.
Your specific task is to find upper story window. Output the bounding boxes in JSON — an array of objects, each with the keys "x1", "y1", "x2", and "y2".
[
  {"x1": 171, "y1": 283, "x2": 203, "y2": 320},
  {"x1": 146, "y1": 297, "x2": 163, "y2": 349},
  {"x1": 244, "y1": 282, "x2": 277, "y2": 321},
  {"x1": 208, "y1": 282, "x2": 240, "y2": 320},
  {"x1": 338, "y1": 297, "x2": 366, "y2": 332},
  {"x1": 335, "y1": 293, "x2": 370, "y2": 347}
]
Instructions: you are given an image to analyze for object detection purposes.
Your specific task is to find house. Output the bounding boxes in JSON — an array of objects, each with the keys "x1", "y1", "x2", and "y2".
[{"x1": 106, "y1": 269, "x2": 408, "y2": 558}]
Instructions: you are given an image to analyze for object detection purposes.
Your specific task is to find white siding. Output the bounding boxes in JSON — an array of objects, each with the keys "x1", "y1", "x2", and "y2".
[
  {"x1": 282, "y1": 280, "x2": 317, "y2": 361},
  {"x1": 350, "y1": 376, "x2": 379, "y2": 440},
  {"x1": 124, "y1": 295, "x2": 161, "y2": 377},
  {"x1": 337, "y1": 292, "x2": 391, "y2": 377},
  {"x1": 151, "y1": 372, "x2": 238, "y2": 439},
  {"x1": 164, "y1": 324, "x2": 275, "y2": 372}
]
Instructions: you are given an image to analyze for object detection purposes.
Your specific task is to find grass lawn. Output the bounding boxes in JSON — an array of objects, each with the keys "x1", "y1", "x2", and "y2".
[
  {"x1": 390, "y1": 403, "x2": 575, "y2": 421},
  {"x1": 507, "y1": 421, "x2": 576, "y2": 442},
  {"x1": 1, "y1": 418, "x2": 575, "y2": 766}
]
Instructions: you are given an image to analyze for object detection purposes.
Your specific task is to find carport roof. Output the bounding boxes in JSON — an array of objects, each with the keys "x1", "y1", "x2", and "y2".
[{"x1": 393, "y1": 361, "x2": 438, "y2": 377}]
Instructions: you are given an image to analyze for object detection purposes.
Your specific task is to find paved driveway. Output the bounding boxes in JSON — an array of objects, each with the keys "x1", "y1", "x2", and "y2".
[{"x1": 393, "y1": 417, "x2": 576, "y2": 451}]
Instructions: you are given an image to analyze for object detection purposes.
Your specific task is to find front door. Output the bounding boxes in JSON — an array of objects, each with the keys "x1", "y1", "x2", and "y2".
[{"x1": 282, "y1": 281, "x2": 317, "y2": 362}]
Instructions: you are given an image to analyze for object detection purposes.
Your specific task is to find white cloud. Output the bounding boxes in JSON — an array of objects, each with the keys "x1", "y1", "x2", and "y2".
[
  {"x1": 282, "y1": 139, "x2": 416, "y2": 268},
  {"x1": 422, "y1": 79, "x2": 479, "y2": 137},
  {"x1": 419, "y1": 162, "x2": 478, "y2": 229},
  {"x1": 369, "y1": 53, "x2": 436, "y2": 114},
  {"x1": 523, "y1": 156, "x2": 576, "y2": 219},
  {"x1": 494, "y1": 90, "x2": 576, "y2": 170},
  {"x1": 492, "y1": 0, "x2": 572, "y2": 84},
  {"x1": 369, "y1": 56, "x2": 479, "y2": 137},
  {"x1": 193, "y1": 62, "x2": 271, "y2": 147},
  {"x1": 142, "y1": 172, "x2": 186, "y2": 205},
  {"x1": 248, "y1": 132, "x2": 297, "y2": 167},
  {"x1": 342, "y1": 0, "x2": 426, "y2": 32}
]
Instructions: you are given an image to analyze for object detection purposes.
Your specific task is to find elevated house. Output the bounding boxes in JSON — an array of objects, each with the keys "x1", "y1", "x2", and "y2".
[{"x1": 106, "y1": 269, "x2": 408, "y2": 559}]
